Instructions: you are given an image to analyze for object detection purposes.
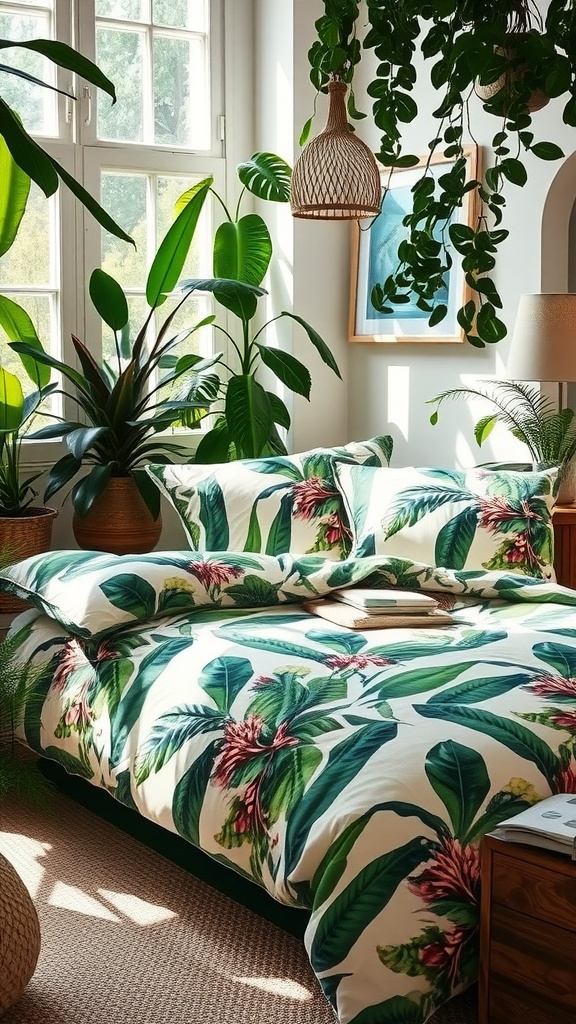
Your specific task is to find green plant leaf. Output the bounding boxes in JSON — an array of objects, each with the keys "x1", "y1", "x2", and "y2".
[
  {"x1": 0, "y1": 296, "x2": 49, "y2": 387},
  {"x1": 146, "y1": 177, "x2": 212, "y2": 308},
  {"x1": 236, "y1": 151, "x2": 292, "y2": 202},
  {"x1": 199, "y1": 656, "x2": 254, "y2": 714},
  {"x1": 89, "y1": 269, "x2": 129, "y2": 331},
  {"x1": 213, "y1": 214, "x2": 272, "y2": 287},
  {"x1": 256, "y1": 344, "x2": 312, "y2": 398},
  {"x1": 71, "y1": 464, "x2": 113, "y2": 518},
  {"x1": 43, "y1": 452, "x2": 82, "y2": 503},
  {"x1": 194, "y1": 419, "x2": 232, "y2": 464},
  {"x1": 0, "y1": 38, "x2": 117, "y2": 103},
  {"x1": 225, "y1": 375, "x2": 273, "y2": 458},
  {"x1": 0, "y1": 366, "x2": 23, "y2": 432},
  {"x1": 425, "y1": 740, "x2": 490, "y2": 838},
  {"x1": 0, "y1": 97, "x2": 59, "y2": 196},
  {"x1": 100, "y1": 573, "x2": 156, "y2": 620},
  {"x1": 279, "y1": 312, "x2": 342, "y2": 378},
  {"x1": 0, "y1": 132, "x2": 30, "y2": 257},
  {"x1": 66, "y1": 426, "x2": 107, "y2": 459}
]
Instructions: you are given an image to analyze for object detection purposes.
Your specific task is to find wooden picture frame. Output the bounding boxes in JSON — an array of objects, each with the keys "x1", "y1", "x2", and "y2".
[{"x1": 349, "y1": 145, "x2": 480, "y2": 344}]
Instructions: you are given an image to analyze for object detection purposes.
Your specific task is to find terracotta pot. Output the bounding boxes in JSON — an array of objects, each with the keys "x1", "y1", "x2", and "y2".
[
  {"x1": 0, "y1": 507, "x2": 58, "y2": 614},
  {"x1": 0, "y1": 851, "x2": 41, "y2": 1015},
  {"x1": 72, "y1": 476, "x2": 162, "y2": 555}
]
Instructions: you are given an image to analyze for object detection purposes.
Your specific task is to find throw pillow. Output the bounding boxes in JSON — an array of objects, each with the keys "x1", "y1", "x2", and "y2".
[
  {"x1": 335, "y1": 463, "x2": 558, "y2": 580},
  {"x1": 146, "y1": 436, "x2": 393, "y2": 559}
]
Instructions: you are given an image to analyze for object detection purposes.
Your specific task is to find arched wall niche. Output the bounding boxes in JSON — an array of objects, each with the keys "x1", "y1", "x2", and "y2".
[{"x1": 540, "y1": 151, "x2": 576, "y2": 408}]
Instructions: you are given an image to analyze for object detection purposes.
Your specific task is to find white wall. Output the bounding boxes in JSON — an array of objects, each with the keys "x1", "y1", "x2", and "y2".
[{"x1": 257, "y1": 0, "x2": 576, "y2": 469}]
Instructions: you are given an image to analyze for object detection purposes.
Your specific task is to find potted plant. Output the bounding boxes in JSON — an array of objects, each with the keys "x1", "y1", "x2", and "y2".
[
  {"x1": 305, "y1": 1, "x2": 574, "y2": 347},
  {"x1": 11, "y1": 176, "x2": 264, "y2": 554},
  {"x1": 13, "y1": 153, "x2": 341, "y2": 553},
  {"x1": 172, "y1": 152, "x2": 342, "y2": 462},
  {"x1": 0, "y1": 625, "x2": 51, "y2": 1014},
  {"x1": 427, "y1": 379, "x2": 576, "y2": 501}
]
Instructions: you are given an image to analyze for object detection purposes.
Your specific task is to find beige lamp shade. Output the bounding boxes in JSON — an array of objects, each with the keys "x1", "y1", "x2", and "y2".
[
  {"x1": 506, "y1": 293, "x2": 576, "y2": 381},
  {"x1": 290, "y1": 80, "x2": 382, "y2": 220}
]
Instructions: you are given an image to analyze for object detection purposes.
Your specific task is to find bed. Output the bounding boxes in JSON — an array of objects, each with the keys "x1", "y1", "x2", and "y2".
[{"x1": 2, "y1": 445, "x2": 574, "y2": 1024}]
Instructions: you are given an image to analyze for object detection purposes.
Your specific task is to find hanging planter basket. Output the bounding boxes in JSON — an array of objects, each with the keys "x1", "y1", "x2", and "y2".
[{"x1": 475, "y1": 34, "x2": 550, "y2": 113}]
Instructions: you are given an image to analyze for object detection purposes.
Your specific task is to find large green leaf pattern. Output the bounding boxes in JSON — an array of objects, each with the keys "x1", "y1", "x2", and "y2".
[{"x1": 10, "y1": 552, "x2": 576, "y2": 1024}]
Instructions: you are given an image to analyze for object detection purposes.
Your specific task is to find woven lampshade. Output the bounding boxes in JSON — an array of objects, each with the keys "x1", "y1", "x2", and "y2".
[{"x1": 291, "y1": 80, "x2": 382, "y2": 220}]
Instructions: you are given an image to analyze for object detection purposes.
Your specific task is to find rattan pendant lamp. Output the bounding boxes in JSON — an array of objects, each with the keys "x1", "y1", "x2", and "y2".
[{"x1": 290, "y1": 78, "x2": 382, "y2": 220}]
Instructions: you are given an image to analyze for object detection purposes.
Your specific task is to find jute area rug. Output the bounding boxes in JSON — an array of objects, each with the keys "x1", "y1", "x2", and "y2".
[{"x1": 0, "y1": 791, "x2": 478, "y2": 1024}]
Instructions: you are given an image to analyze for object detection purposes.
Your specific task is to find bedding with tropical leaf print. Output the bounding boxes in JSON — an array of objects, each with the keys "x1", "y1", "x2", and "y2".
[{"x1": 7, "y1": 549, "x2": 576, "y2": 1024}]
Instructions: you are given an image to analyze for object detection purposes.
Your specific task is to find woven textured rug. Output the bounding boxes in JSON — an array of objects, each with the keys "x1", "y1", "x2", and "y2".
[{"x1": 0, "y1": 791, "x2": 478, "y2": 1024}]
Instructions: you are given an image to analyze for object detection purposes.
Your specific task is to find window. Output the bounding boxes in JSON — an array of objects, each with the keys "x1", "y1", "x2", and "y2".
[{"x1": 0, "y1": 0, "x2": 226, "y2": 448}]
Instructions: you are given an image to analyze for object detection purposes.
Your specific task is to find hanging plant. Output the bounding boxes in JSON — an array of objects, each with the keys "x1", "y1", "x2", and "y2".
[{"x1": 306, "y1": 0, "x2": 575, "y2": 347}]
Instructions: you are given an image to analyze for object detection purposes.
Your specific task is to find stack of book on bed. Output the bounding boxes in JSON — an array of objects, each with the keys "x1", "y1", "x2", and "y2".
[{"x1": 303, "y1": 589, "x2": 454, "y2": 629}]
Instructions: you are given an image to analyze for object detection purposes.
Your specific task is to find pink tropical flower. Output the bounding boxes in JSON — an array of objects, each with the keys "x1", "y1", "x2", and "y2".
[
  {"x1": 52, "y1": 639, "x2": 90, "y2": 692},
  {"x1": 324, "y1": 653, "x2": 393, "y2": 671},
  {"x1": 409, "y1": 837, "x2": 480, "y2": 905},
  {"x1": 231, "y1": 777, "x2": 267, "y2": 835},
  {"x1": 526, "y1": 674, "x2": 576, "y2": 698},
  {"x1": 549, "y1": 708, "x2": 576, "y2": 730},
  {"x1": 189, "y1": 560, "x2": 243, "y2": 590},
  {"x1": 419, "y1": 925, "x2": 470, "y2": 985},
  {"x1": 212, "y1": 715, "x2": 297, "y2": 788},
  {"x1": 322, "y1": 511, "x2": 349, "y2": 546},
  {"x1": 63, "y1": 683, "x2": 94, "y2": 730},
  {"x1": 553, "y1": 762, "x2": 576, "y2": 793},
  {"x1": 478, "y1": 496, "x2": 538, "y2": 533},
  {"x1": 293, "y1": 477, "x2": 337, "y2": 520}
]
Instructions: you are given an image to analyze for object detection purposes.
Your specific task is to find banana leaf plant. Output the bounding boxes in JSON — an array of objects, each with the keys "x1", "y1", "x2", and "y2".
[
  {"x1": 0, "y1": 136, "x2": 55, "y2": 515},
  {"x1": 170, "y1": 152, "x2": 342, "y2": 462},
  {"x1": 0, "y1": 37, "x2": 132, "y2": 243},
  {"x1": 11, "y1": 179, "x2": 264, "y2": 520}
]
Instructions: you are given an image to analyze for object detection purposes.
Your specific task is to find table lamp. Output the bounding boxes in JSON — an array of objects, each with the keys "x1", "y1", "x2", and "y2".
[{"x1": 506, "y1": 293, "x2": 576, "y2": 408}]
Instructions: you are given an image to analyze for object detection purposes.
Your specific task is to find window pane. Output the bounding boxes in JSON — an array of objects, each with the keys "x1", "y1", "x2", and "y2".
[
  {"x1": 96, "y1": 27, "x2": 144, "y2": 142},
  {"x1": 0, "y1": 182, "x2": 52, "y2": 287},
  {"x1": 154, "y1": 34, "x2": 208, "y2": 148},
  {"x1": 153, "y1": 0, "x2": 207, "y2": 30},
  {"x1": 0, "y1": 11, "x2": 56, "y2": 136},
  {"x1": 95, "y1": 0, "x2": 145, "y2": 19},
  {"x1": 100, "y1": 173, "x2": 148, "y2": 286}
]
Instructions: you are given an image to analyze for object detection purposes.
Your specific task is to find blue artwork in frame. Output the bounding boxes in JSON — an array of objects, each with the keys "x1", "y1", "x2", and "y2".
[{"x1": 350, "y1": 146, "x2": 479, "y2": 343}]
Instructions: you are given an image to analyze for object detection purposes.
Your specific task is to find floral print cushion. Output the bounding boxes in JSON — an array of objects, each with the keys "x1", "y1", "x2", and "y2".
[
  {"x1": 336, "y1": 463, "x2": 558, "y2": 580},
  {"x1": 145, "y1": 436, "x2": 393, "y2": 559}
]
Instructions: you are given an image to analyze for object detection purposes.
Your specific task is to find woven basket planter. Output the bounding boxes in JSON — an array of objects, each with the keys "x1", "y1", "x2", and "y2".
[
  {"x1": 72, "y1": 476, "x2": 162, "y2": 555},
  {"x1": 0, "y1": 507, "x2": 58, "y2": 614},
  {"x1": 0, "y1": 852, "x2": 41, "y2": 1015}
]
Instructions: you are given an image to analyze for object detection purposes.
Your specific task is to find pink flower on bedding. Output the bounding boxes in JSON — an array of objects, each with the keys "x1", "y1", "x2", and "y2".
[
  {"x1": 232, "y1": 777, "x2": 266, "y2": 835},
  {"x1": 525, "y1": 674, "x2": 576, "y2": 698},
  {"x1": 292, "y1": 477, "x2": 337, "y2": 520},
  {"x1": 408, "y1": 837, "x2": 480, "y2": 906},
  {"x1": 63, "y1": 684, "x2": 94, "y2": 730},
  {"x1": 418, "y1": 925, "x2": 470, "y2": 986},
  {"x1": 324, "y1": 653, "x2": 393, "y2": 672},
  {"x1": 189, "y1": 560, "x2": 243, "y2": 590},
  {"x1": 212, "y1": 715, "x2": 297, "y2": 788},
  {"x1": 323, "y1": 511, "x2": 349, "y2": 546},
  {"x1": 553, "y1": 762, "x2": 576, "y2": 793},
  {"x1": 549, "y1": 708, "x2": 576, "y2": 730},
  {"x1": 52, "y1": 639, "x2": 88, "y2": 691},
  {"x1": 477, "y1": 496, "x2": 538, "y2": 532}
]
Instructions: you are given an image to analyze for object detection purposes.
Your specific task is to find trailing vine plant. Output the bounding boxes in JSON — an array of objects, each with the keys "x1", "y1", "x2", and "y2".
[{"x1": 307, "y1": 1, "x2": 576, "y2": 347}]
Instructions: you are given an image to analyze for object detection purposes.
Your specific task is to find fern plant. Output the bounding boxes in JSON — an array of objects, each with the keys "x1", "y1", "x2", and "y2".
[
  {"x1": 0, "y1": 627, "x2": 51, "y2": 803},
  {"x1": 428, "y1": 380, "x2": 576, "y2": 472}
]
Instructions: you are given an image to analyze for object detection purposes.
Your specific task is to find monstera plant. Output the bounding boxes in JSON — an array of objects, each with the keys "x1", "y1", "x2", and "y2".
[{"x1": 306, "y1": 0, "x2": 575, "y2": 347}]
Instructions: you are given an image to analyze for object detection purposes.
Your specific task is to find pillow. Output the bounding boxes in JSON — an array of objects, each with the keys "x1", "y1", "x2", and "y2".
[
  {"x1": 335, "y1": 463, "x2": 558, "y2": 580},
  {"x1": 146, "y1": 437, "x2": 393, "y2": 559}
]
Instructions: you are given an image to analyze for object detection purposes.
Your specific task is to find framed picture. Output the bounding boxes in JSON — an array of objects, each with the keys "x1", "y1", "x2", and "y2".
[{"x1": 349, "y1": 145, "x2": 480, "y2": 344}]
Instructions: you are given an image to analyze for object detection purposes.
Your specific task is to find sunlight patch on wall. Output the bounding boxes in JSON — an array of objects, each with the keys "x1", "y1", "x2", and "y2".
[
  {"x1": 98, "y1": 888, "x2": 177, "y2": 925},
  {"x1": 387, "y1": 365, "x2": 410, "y2": 439},
  {"x1": 231, "y1": 975, "x2": 313, "y2": 1001}
]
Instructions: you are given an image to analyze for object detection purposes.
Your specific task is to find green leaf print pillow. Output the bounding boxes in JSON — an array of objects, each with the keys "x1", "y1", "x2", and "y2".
[
  {"x1": 335, "y1": 463, "x2": 558, "y2": 580},
  {"x1": 146, "y1": 437, "x2": 393, "y2": 559}
]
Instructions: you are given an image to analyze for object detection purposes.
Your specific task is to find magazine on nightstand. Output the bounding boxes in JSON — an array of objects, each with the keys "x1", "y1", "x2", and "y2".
[{"x1": 494, "y1": 793, "x2": 576, "y2": 859}]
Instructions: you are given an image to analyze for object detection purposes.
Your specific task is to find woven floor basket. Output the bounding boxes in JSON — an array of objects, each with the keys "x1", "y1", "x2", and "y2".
[
  {"x1": 0, "y1": 507, "x2": 58, "y2": 614},
  {"x1": 0, "y1": 852, "x2": 41, "y2": 1015}
]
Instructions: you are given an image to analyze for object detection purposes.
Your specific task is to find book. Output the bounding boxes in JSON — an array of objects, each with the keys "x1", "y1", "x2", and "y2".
[
  {"x1": 332, "y1": 588, "x2": 438, "y2": 614},
  {"x1": 302, "y1": 600, "x2": 454, "y2": 630},
  {"x1": 494, "y1": 793, "x2": 576, "y2": 858}
]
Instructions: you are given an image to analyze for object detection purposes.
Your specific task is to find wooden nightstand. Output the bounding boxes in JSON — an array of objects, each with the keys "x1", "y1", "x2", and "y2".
[
  {"x1": 479, "y1": 832, "x2": 576, "y2": 1024},
  {"x1": 553, "y1": 503, "x2": 576, "y2": 588}
]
